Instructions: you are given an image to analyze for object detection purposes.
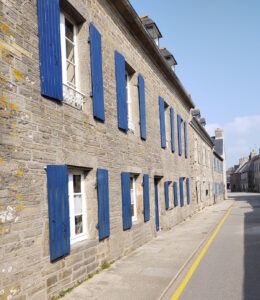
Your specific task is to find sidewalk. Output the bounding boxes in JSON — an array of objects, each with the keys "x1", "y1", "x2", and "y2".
[{"x1": 63, "y1": 200, "x2": 234, "y2": 300}]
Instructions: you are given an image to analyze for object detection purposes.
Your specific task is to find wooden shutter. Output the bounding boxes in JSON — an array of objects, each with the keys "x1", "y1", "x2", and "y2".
[
  {"x1": 186, "y1": 178, "x2": 191, "y2": 205},
  {"x1": 37, "y1": 0, "x2": 63, "y2": 101},
  {"x1": 138, "y1": 74, "x2": 147, "y2": 140},
  {"x1": 179, "y1": 177, "x2": 184, "y2": 207},
  {"x1": 143, "y1": 174, "x2": 150, "y2": 222},
  {"x1": 164, "y1": 181, "x2": 170, "y2": 210},
  {"x1": 47, "y1": 165, "x2": 70, "y2": 261},
  {"x1": 173, "y1": 181, "x2": 178, "y2": 207},
  {"x1": 115, "y1": 51, "x2": 128, "y2": 131},
  {"x1": 121, "y1": 172, "x2": 132, "y2": 230},
  {"x1": 177, "y1": 114, "x2": 182, "y2": 156},
  {"x1": 184, "y1": 121, "x2": 188, "y2": 159},
  {"x1": 89, "y1": 23, "x2": 105, "y2": 122},
  {"x1": 159, "y1": 97, "x2": 166, "y2": 149},
  {"x1": 170, "y1": 107, "x2": 175, "y2": 153},
  {"x1": 97, "y1": 169, "x2": 110, "y2": 240}
]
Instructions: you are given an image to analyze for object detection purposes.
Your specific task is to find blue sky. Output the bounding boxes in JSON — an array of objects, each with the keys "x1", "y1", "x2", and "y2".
[{"x1": 130, "y1": 0, "x2": 260, "y2": 167}]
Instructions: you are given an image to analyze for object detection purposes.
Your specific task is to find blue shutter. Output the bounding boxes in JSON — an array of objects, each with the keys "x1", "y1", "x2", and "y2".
[
  {"x1": 138, "y1": 74, "x2": 147, "y2": 140},
  {"x1": 184, "y1": 121, "x2": 188, "y2": 159},
  {"x1": 173, "y1": 181, "x2": 178, "y2": 207},
  {"x1": 186, "y1": 178, "x2": 191, "y2": 205},
  {"x1": 37, "y1": 0, "x2": 63, "y2": 101},
  {"x1": 170, "y1": 107, "x2": 175, "y2": 153},
  {"x1": 143, "y1": 174, "x2": 150, "y2": 222},
  {"x1": 177, "y1": 114, "x2": 182, "y2": 156},
  {"x1": 159, "y1": 97, "x2": 166, "y2": 149},
  {"x1": 97, "y1": 169, "x2": 110, "y2": 240},
  {"x1": 89, "y1": 23, "x2": 105, "y2": 122},
  {"x1": 179, "y1": 177, "x2": 184, "y2": 207},
  {"x1": 164, "y1": 181, "x2": 170, "y2": 210},
  {"x1": 121, "y1": 172, "x2": 132, "y2": 230},
  {"x1": 115, "y1": 51, "x2": 128, "y2": 131},
  {"x1": 47, "y1": 165, "x2": 70, "y2": 261}
]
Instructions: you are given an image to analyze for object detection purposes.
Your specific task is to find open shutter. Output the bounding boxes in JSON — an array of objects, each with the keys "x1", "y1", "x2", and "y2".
[
  {"x1": 37, "y1": 0, "x2": 63, "y2": 101},
  {"x1": 47, "y1": 165, "x2": 70, "y2": 261},
  {"x1": 159, "y1": 97, "x2": 166, "y2": 149},
  {"x1": 89, "y1": 23, "x2": 105, "y2": 122},
  {"x1": 173, "y1": 181, "x2": 178, "y2": 207},
  {"x1": 186, "y1": 178, "x2": 191, "y2": 205},
  {"x1": 184, "y1": 121, "x2": 188, "y2": 159},
  {"x1": 177, "y1": 114, "x2": 182, "y2": 156},
  {"x1": 170, "y1": 107, "x2": 175, "y2": 153},
  {"x1": 97, "y1": 169, "x2": 110, "y2": 240},
  {"x1": 143, "y1": 174, "x2": 150, "y2": 222},
  {"x1": 179, "y1": 177, "x2": 184, "y2": 207},
  {"x1": 121, "y1": 172, "x2": 132, "y2": 230},
  {"x1": 164, "y1": 181, "x2": 170, "y2": 210},
  {"x1": 115, "y1": 51, "x2": 128, "y2": 131},
  {"x1": 138, "y1": 74, "x2": 147, "y2": 140}
]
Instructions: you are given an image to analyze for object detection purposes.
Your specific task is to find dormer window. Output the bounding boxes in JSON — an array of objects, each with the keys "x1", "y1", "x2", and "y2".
[{"x1": 140, "y1": 16, "x2": 162, "y2": 47}]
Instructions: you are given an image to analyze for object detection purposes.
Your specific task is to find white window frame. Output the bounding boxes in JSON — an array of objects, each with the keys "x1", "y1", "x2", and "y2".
[
  {"x1": 60, "y1": 12, "x2": 80, "y2": 91},
  {"x1": 126, "y1": 70, "x2": 134, "y2": 131},
  {"x1": 130, "y1": 175, "x2": 137, "y2": 222},
  {"x1": 68, "y1": 171, "x2": 87, "y2": 244},
  {"x1": 165, "y1": 105, "x2": 170, "y2": 148}
]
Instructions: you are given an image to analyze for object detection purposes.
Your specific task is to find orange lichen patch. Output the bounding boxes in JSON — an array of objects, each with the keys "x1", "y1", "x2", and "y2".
[
  {"x1": 0, "y1": 227, "x2": 10, "y2": 235},
  {"x1": 0, "y1": 157, "x2": 5, "y2": 164},
  {"x1": 13, "y1": 69, "x2": 24, "y2": 81},
  {"x1": 15, "y1": 193, "x2": 23, "y2": 201},
  {"x1": 10, "y1": 102, "x2": 19, "y2": 112},
  {"x1": 16, "y1": 203, "x2": 25, "y2": 212},
  {"x1": 16, "y1": 169, "x2": 24, "y2": 177},
  {"x1": 0, "y1": 96, "x2": 7, "y2": 109},
  {"x1": 0, "y1": 22, "x2": 10, "y2": 35}
]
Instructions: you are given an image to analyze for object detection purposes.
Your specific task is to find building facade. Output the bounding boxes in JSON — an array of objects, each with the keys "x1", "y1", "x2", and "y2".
[{"x1": 0, "y1": 0, "x2": 225, "y2": 299}]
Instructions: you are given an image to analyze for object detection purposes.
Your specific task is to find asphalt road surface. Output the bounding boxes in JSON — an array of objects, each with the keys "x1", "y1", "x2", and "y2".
[{"x1": 180, "y1": 193, "x2": 260, "y2": 300}]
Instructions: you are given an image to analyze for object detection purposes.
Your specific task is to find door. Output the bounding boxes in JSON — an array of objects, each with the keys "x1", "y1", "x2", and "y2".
[{"x1": 154, "y1": 178, "x2": 160, "y2": 231}]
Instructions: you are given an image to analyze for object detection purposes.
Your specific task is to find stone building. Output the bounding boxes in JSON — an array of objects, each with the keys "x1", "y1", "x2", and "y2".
[{"x1": 0, "y1": 0, "x2": 225, "y2": 299}]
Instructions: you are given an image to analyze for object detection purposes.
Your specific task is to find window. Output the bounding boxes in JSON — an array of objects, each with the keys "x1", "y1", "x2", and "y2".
[
  {"x1": 130, "y1": 175, "x2": 137, "y2": 222},
  {"x1": 68, "y1": 171, "x2": 87, "y2": 244},
  {"x1": 165, "y1": 104, "x2": 170, "y2": 148},
  {"x1": 125, "y1": 64, "x2": 135, "y2": 131}
]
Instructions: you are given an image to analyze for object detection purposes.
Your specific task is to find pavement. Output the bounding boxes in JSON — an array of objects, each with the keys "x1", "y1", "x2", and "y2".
[
  {"x1": 178, "y1": 192, "x2": 260, "y2": 300},
  {"x1": 63, "y1": 197, "x2": 234, "y2": 300}
]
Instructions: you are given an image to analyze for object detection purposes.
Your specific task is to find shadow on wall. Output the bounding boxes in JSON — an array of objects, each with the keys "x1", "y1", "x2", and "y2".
[{"x1": 231, "y1": 193, "x2": 260, "y2": 300}]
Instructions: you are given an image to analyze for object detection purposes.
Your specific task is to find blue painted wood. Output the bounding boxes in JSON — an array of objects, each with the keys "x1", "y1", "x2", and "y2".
[
  {"x1": 47, "y1": 165, "x2": 70, "y2": 262},
  {"x1": 159, "y1": 97, "x2": 166, "y2": 149},
  {"x1": 173, "y1": 181, "x2": 178, "y2": 207},
  {"x1": 177, "y1": 114, "x2": 182, "y2": 156},
  {"x1": 115, "y1": 51, "x2": 128, "y2": 131},
  {"x1": 164, "y1": 181, "x2": 170, "y2": 210},
  {"x1": 184, "y1": 121, "x2": 188, "y2": 159},
  {"x1": 89, "y1": 23, "x2": 105, "y2": 122},
  {"x1": 170, "y1": 107, "x2": 175, "y2": 153},
  {"x1": 143, "y1": 174, "x2": 150, "y2": 222},
  {"x1": 121, "y1": 172, "x2": 132, "y2": 230},
  {"x1": 154, "y1": 179, "x2": 160, "y2": 231},
  {"x1": 179, "y1": 177, "x2": 184, "y2": 207},
  {"x1": 37, "y1": 0, "x2": 63, "y2": 101},
  {"x1": 138, "y1": 74, "x2": 147, "y2": 140},
  {"x1": 97, "y1": 169, "x2": 110, "y2": 240},
  {"x1": 186, "y1": 178, "x2": 191, "y2": 205}
]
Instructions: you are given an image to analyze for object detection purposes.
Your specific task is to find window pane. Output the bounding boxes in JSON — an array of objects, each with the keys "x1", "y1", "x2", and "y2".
[
  {"x1": 66, "y1": 40, "x2": 75, "y2": 63},
  {"x1": 131, "y1": 204, "x2": 134, "y2": 217},
  {"x1": 73, "y1": 175, "x2": 81, "y2": 193},
  {"x1": 67, "y1": 62, "x2": 76, "y2": 86},
  {"x1": 74, "y1": 195, "x2": 82, "y2": 215},
  {"x1": 75, "y1": 215, "x2": 83, "y2": 235},
  {"x1": 65, "y1": 19, "x2": 74, "y2": 42}
]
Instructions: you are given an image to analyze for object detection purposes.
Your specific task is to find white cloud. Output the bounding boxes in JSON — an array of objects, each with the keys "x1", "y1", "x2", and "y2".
[{"x1": 206, "y1": 115, "x2": 260, "y2": 167}]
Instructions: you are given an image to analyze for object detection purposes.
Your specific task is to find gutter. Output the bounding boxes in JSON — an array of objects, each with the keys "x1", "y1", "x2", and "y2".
[{"x1": 107, "y1": 0, "x2": 195, "y2": 110}]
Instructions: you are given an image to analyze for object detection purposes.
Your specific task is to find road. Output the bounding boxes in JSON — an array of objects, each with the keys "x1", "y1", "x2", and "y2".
[{"x1": 177, "y1": 193, "x2": 260, "y2": 300}]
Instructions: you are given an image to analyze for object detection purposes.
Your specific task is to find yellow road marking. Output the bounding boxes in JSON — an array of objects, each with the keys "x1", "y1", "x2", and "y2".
[{"x1": 171, "y1": 205, "x2": 233, "y2": 300}]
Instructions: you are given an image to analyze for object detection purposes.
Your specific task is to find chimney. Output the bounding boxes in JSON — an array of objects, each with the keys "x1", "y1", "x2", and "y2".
[
  {"x1": 191, "y1": 108, "x2": 201, "y2": 119},
  {"x1": 215, "y1": 128, "x2": 223, "y2": 139},
  {"x1": 140, "y1": 16, "x2": 162, "y2": 47}
]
